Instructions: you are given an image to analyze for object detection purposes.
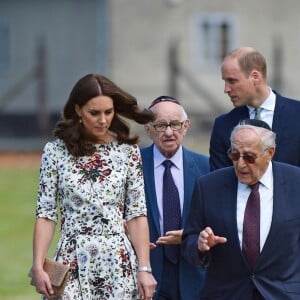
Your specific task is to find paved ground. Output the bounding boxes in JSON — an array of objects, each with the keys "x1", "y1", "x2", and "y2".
[{"x1": 0, "y1": 152, "x2": 42, "y2": 167}]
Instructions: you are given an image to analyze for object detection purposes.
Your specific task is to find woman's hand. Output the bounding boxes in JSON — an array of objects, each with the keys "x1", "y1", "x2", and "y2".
[
  {"x1": 137, "y1": 271, "x2": 157, "y2": 300},
  {"x1": 30, "y1": 266, "x2": 55, "y2": 299}
]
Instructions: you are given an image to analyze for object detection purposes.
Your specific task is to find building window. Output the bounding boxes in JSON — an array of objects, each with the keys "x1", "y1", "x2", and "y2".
[
  {"x1": 190, "y1": 13, "x2": 236, "y2": 70},
  {"x1": 0, "y1": 20, "x2": 10, "y2": 73}
]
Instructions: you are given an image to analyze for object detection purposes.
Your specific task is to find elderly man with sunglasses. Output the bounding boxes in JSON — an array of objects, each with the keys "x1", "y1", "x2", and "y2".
[
  {"x1": 182, "y1": 120, "x2": 300, "y2": 300},
  {"x1": 141, "y1": 96, "x2": 210, "y2": 300}
]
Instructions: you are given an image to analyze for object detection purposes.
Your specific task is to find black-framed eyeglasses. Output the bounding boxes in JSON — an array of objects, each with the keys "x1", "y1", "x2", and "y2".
[
  {"x1": 227, "y1": 148, "x2": 269, "y2": 164},
  {"x1": 151, "y1": 120, "x2": 186, "y2": 132}
]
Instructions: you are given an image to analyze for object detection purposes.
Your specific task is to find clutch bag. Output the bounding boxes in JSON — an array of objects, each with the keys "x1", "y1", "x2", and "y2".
[{"x1": 29, "y1": 258, "x2": 70, "y2": 298}]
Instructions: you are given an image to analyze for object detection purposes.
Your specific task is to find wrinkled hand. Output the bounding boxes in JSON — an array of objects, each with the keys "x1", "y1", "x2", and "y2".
[
  {"x1": 198, "y1": 226, "x2": 227, "y2": 252},
  {"x1": 138, "y1": 271, "x2": 157, "y2": 300},
  {"x1": 156, "y1": 229, "x2": 183, "y2": 245}
]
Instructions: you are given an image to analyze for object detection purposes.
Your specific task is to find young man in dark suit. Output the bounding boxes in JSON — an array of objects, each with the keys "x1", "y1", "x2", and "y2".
[{"x1": 210, "y1": 46, "x2": 300, "y2": 170}]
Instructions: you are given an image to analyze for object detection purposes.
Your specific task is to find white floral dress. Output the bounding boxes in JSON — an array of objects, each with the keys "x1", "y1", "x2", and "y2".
[{"x1": 36, "y1": 139, "x2": 147, "y2": 300}]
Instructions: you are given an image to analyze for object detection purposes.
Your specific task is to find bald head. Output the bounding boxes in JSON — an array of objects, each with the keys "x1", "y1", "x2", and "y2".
[{"x1": 225, "y1": 47, "x2": 256, "y2": 58}]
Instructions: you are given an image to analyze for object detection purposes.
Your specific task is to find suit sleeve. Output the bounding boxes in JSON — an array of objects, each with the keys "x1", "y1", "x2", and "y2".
[
  {"x1": 181, "y1": 179, "x2": 210, "y2": 267},
  {"x1": 209, "y1": 117, "x2": 233, "y2": 171}
]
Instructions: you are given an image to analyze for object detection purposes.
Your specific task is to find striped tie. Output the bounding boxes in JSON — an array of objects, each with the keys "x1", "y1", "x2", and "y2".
[{"x1": 254, "y1": 107, "x2": 262, "y2": 120}]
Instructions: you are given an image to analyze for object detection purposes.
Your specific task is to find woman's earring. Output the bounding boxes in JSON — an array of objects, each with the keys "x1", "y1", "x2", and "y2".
[{"x1": 79, "y1": 117, "x2": 83, "y2": 124}]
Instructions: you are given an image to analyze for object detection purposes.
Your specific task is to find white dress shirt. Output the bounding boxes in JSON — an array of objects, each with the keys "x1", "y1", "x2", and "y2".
[
  {"x1": 236, "y1": 162, "x2": 273, "y2": 252},
  {"x1": 248, "y1": 88, "x2": 276, "y2": 128}
]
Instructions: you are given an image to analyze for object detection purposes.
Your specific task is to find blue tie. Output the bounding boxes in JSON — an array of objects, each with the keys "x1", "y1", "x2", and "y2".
[{"x1": 162, "y1": 160, "x2": 181, "y2": 264}]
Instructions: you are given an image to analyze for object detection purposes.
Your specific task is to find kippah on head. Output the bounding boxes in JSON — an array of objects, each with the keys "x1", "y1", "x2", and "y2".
[
  {"x1": 148, "y1": 95, "x2": 181, "y2": 109},
  {"x1": 239, "y1": 118, "x2": 271, "y2": 130}
]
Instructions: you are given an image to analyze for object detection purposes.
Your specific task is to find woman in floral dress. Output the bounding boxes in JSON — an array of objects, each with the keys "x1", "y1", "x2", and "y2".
[{"x1": 30, "y1": 74, "x2": 157, "y2": 299}]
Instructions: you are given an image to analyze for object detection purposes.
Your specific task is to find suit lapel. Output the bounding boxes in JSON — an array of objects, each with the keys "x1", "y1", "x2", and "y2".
[
  {"x1": 182, "y1": 149, "x2": 195, "y2": 219},
  {"x1": 221, "y1": 173, "x2": 241, "y2": 250},
  {"x1": 141, "y1": 145, "x2": 161, "y2": 235},
  {"x1": 233, "y1": 106, "x2": 249, "y2": 124},
  {"x1": 259, "y1": 163, "x2": 288, "y2": 258},
  {"x1": 240, "y1": 106, "x2": 249, "y2": 119},
  {"x1": 272, "y1": 94, "x2": 287, "y2": 133}
]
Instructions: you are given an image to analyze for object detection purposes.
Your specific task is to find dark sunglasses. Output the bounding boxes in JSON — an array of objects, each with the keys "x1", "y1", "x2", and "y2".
[{"x1": 227, "y1": 148, "x2": 268, "y2": 164}]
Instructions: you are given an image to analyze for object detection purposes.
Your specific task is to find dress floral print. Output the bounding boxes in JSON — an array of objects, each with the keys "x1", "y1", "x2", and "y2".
[{"x1": 36, "y1": 139, "x2": 147, "y2": 299}]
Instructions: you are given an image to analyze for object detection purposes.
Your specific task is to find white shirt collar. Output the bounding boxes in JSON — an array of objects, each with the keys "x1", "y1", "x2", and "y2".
[
  {"x1": 153, "y1": 144, "x2": 182, "y2": 169},
  {"x1": 238, "y1": 161, "x2": 273, "y2": 191},
  {"x1": 247, "y1": 88, "x2": 276, "y2": 113}
]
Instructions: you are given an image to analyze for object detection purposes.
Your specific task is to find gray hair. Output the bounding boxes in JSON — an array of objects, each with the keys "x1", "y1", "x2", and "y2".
[
  {"x1": 230, "y1": 124, "x2": 276, "y2": 150},
  {"x1": 149, "y1": 103, "x2": 188, "y2": 121}
]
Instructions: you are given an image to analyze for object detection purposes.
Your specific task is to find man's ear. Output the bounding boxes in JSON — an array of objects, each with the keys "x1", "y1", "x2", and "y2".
[
  {"x1": 182, "y1": 119, "x2": 190, "y2": 135},
  {"x1": 250, "y1": 70, "x2": 262, "y2": 84},
  {"x1": 268, "y1": 146, "x2": 276, "y2": 160}
]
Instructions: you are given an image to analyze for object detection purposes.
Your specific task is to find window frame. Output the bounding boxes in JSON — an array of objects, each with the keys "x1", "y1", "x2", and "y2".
[{"x1": 190, "y1": 12, "x2": 236, "y2": 70}]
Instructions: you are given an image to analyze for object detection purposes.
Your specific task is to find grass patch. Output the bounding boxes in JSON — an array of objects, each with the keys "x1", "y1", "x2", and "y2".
[{"x1": 0, "y1": 165, "x2": 57, "y2": 299}]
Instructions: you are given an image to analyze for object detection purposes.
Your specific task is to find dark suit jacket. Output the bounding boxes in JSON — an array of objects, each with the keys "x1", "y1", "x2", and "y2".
[
  {"x1": 209, "y1": 92, "x2": 300, "y2": 170},
  {"x1": 141, "y1": 144, "x2": 210, "y2": 299},
  {"x1": 182, "y1": 162, "x2": 300, "y2": 300}
]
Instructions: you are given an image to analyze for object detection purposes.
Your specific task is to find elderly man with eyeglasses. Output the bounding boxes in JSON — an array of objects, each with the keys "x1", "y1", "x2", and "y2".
[
  {"x1": 140, "y1": 96, "x2": 210, "y2": 300},
  {"x1": 182, "y1": 121, "x2": 300, "y2": 300}
]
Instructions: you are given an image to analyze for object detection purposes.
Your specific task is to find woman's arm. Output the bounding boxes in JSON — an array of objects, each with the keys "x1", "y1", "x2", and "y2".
[
  {"x1": 127, "y1": 216, "x2": 157, "y2": 300},
  {"x1": 31, "y1": 217, "x2": 56, "y2": 299}
]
